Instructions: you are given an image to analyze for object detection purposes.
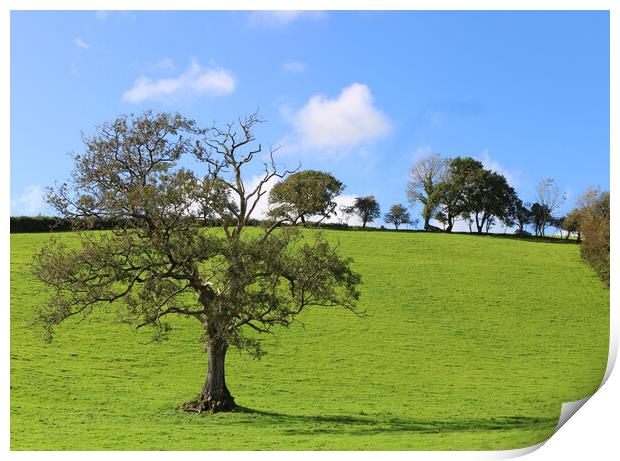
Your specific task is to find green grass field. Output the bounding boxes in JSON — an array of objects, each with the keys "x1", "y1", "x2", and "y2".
[{"x1": 10, "y1": 230, "x2": 609, "y2": 450}]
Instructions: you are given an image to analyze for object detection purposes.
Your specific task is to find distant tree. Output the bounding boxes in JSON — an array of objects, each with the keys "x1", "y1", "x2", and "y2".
[
  {"x1": 434, "y1": 210, "x2": 448, "y2": 231},
  {"x1": 433, "y1": 157, "x2": 477, "y2": 233},
  {"x1": 32, "y1": 112, "x2": 361, "y2": 413},
  {"x1": 563, "y1": 208, "x2": 583, "y2": 241},
  {"x1": 436, "y1": 157, "x2": 517, "y2": 234},
  {"x1": 466, "y1": 169, "x2": 518, "y2": 234},
  {"x1": 268, "y1": 170, "x2": 344, "y2": 225},
  {"x1": 534, "y1": 178, "x2": 565, "y2": 236},
  {"x1": 384, "y1": 204, "x2": 412, "y2": 230},
  {"x1": 460, "y1": 211, "x2": 474, "y2": 233},
  {"x1": 530, "y1": 202, "x2": 552, "y2": 237},
  {"x1": 550, "y1": 216, "x2": 566, "y2": 238},
  {"x1": 513, "y1": 200, "x2": 532, "y2": 235},
  {"x1": 500, "y1": 210, "x2": 514, "y2": 234},
  {"x1": 485, "y1": 215, "x2": 497, "y2": 234},
  {"x1": 407, "y1": 154, "x2": 447, "y2": 230},
  {"x1": 344, "y1": 196, "x2": 381, "y2": 229},
  {"x1": 498, "y1": 194, "x2": 522, "y2": 234}
]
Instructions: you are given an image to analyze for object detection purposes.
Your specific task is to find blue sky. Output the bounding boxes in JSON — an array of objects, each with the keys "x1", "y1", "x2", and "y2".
[{"x1": 10, "y1": 10, "x2": 609, "y2": 227}]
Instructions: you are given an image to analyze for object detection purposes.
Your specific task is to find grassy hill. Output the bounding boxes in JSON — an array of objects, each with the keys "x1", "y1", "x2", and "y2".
[{"x1": 10, "y1": 230, "x2": 609, "y2": 450}]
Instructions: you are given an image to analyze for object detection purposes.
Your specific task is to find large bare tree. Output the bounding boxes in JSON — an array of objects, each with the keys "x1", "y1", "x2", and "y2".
[
  {"x1": 534, "y1": 177, "x2": 565, "y2": 236},
  {"x1": 406, "y1": 154, "x2": 447, "y2": 230},
  {"x1": 33, "y1": 111, "x2": 361, "y2": 413}
]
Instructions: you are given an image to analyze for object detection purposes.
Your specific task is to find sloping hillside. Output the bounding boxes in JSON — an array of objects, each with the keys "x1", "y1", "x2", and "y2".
[{"x1": 10, "y1": 230, "x2": 609, "y2": 450}]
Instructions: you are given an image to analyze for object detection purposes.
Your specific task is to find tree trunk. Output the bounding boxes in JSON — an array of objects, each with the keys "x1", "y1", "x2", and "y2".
[
  {"x1": 475, "y1": 213, "x2": 483, "y2": 234},
  {"x1": 423, "y1": 206, "x2": 432, "y2": 231},
  {"x1": 181, "y1": 340, "x2": 235, "y2": 413}
]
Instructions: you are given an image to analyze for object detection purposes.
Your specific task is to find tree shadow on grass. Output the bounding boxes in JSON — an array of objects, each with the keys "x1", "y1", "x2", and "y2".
[
  {"x1": 452, "y1": 232, "x2": 578, "y2": 245},
  {"x1": 232, "y1": 406, "x2": 557, "y2": 436}
]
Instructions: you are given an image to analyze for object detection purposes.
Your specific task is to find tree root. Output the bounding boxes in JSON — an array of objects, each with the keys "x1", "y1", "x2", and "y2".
[{"x1": 179, "y1": 392, "x2": 237, "y2": 414}]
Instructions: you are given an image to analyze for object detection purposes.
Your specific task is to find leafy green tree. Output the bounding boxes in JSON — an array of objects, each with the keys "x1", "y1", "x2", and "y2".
[
  {"x1": 550, "y1": 216, "x2": 566, "y2": 238},
  {"x1": 407, "y1": 154, "x2": 447, "y2": 230},
  {"x1": 384, "y1": 204, "x2": 412, "y2": 230},
  {"x1": 433, "y1": 157, "x2": 482, "y2": 232},
  {"x1": 563, "y1": 208, "x2": 583, "y2": 241},
  {"x1": 530, "y1": 202, "x2": 552, "y2": 236},
  {"x1": 512, "y1": 200, "x2": 532, "y2": 235},
  {"x1": 344, "y1": 196, "x2": 381, "y2": 229},
  {"x1": 268, "y1": 170, "x2": 344, "y2": 225},
  {"x1": 437, "y1": 157, "x2": 518, "y2": 234},
  {"x1": 33, "y1": 111, "x2": 361, "y2": 413},
  {"x1": 463, "y1": 166, "x2": 517, "y2": 234}
]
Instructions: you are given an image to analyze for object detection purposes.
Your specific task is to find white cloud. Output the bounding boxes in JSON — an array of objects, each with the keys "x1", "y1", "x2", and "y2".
[
  {"x1": 282, "y1": 61, "x2": 306, "y2": 73},
  {"x1": 122, "y1": 59, "x2": 236, "y2": 103},
  {"x1": 285, "y1": 83, "x2": 391, "y2": 152},
  {"x1": 249, "y1": 10, "x2": 325, "y2": 27},
  {"x1": 74, "y1": 37, "x2": 89, "y2": 49},
  {"x1": 478, "y1": 149, "x2": 520, "y2": 187},
  {"x1": 328, "y1": 194, "x2": 361, "y2": 225},
  {"x1": 12, "y1": 185, "x2": 45, "y2": 216}
]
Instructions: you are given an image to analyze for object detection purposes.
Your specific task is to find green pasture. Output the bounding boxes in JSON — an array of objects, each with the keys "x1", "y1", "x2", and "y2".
[{"x1": 10, "y1": 230, "x2": 609, "y2": 450}]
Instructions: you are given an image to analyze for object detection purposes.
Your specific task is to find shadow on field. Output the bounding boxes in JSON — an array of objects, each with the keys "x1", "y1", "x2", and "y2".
[
  {"x1": 234, "y1": 407, "x2": 556, "y2": 435},
  {"x1": 467, "y1": 233, "x2": 578, "y2": 245}
]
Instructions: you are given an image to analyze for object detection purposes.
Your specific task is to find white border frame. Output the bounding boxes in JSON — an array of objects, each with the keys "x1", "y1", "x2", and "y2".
[{"x1": 2, "y1": 2, "x2": 616, "y2": 459}]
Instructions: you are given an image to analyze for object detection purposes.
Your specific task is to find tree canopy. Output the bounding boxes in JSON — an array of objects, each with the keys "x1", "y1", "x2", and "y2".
[
  {"x1": 384, "y1": 204, "x2": 412, "y2": 230},
  {"x1": 563, "y1": 208, "x2": 583, "y2": 241},
  {"x1": 428, "y1": 157, "x2": 519, "y2": 234},
  {"x1": 33, "y1": 111, "x2": 361, "y2": 413},
  {"x1": 512, "y1": 200, "x2": 532, "y2": 235},
  {"x1": 344, "y1": 196, "x2": 381, "y2": 229},
  {"x1": 268, "y1": 170, "x2": 344, "y2": 225},
  {"x1": 530, "y1": 202, "x2": 552, "y2": 237}
]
